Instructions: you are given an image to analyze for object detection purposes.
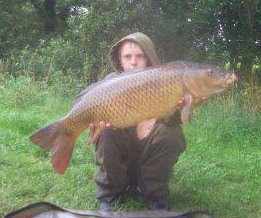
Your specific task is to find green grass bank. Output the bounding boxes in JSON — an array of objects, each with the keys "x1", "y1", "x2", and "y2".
[{"x1": 0, "y1": 76, "x2": 260, "y2": 218}]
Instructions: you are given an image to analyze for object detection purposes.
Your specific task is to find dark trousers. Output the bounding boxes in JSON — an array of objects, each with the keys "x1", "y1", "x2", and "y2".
[{"x1": 94, "y1": 121, "x2": 186, "y2": 202}]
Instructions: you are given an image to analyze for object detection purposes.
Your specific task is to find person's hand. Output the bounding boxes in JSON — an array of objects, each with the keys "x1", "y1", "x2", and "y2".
[
  {"x1": 195, "y1": 96, "x2": 206, "y2": 107},
  {"x1": 87, "y1": 121, "x2": 113, "y2": 145},
  {"x1": 88, "y1": 121, "x2": 112, "y2": 136},
  {"x1": 177, "y1": 97, "x2": 185, "y2": 111},
  {"x1": 176, "y1": 96, "x2": 206, "y2": 111},
  {"x1": 89, "y1": 121, "x2": 111, "y2": 131}
]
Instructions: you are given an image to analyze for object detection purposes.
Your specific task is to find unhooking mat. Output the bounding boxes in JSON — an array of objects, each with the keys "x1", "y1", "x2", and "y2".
[{"x1": 4, "y1": 202, "x2": 214, "y2": 218}]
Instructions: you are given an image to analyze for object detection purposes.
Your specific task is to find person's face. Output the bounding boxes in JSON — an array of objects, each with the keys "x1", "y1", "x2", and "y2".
[{"x1": 119, "y1": 41, "x2": 148, "y2": 71}]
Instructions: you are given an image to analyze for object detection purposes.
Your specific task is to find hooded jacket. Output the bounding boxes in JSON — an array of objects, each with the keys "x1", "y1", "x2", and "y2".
[{"x1": 109, "y1": 32, "x2": 161, "y2": 72}]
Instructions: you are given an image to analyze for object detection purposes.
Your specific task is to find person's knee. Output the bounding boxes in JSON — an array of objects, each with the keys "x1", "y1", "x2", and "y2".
[{"x1": 153, "y1": 122, "x2": 186, "y2": 154}]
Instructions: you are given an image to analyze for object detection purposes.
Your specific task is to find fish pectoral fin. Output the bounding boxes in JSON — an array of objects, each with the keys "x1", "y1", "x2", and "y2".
[
  {"x1": 137, "y1": 118, "x2": 157, "y2": 140},
  {"x1": 87, "y1": 126, "x2": 103, "y2": 145},
  {"x1": 181, "y1": 93, "x2": 193, "y2": 123}
]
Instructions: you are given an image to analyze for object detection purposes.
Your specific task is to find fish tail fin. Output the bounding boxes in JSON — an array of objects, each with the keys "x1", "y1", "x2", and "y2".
[{"x1": 29, "y1": 120, "x2": 76, "y2": 175}]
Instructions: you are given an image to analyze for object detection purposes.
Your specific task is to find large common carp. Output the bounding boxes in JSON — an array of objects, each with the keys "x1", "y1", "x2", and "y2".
[{"x1": 30, "y1": 61, "x2": 237, "y2": 174}]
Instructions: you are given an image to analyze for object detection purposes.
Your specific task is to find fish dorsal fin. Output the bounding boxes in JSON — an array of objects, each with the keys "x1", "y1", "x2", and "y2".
[
  {"x1": 136, "y1": 118, "x2": 157, "y2": 140},
  {"x1": 181, "y1": 93, "x2": 193, "y2": 123},
  {"x1": 73, "y1": 68, "x2": 148, "y2": 107},
  {"x1": 73, "y1": 72, "x2": 120, "y2": 106}
]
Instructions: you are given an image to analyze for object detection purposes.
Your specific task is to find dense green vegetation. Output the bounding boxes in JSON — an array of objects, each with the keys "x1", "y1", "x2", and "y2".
[
  {"x1": 1, "y1": 0, "x2": 260, "y2": 84},
  {"x1": 0, "y1": 0, "x2": 260, "y2": 217}
]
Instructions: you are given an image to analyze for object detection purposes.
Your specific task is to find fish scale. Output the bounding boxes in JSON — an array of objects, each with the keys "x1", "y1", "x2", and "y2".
[{"x1": 29, "y1": 61, "x2": 237, "y2": 174}]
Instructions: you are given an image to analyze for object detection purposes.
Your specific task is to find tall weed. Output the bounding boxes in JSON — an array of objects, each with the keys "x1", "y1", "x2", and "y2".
[
  {"x1": 0, "y1": 38, "x2": 96, "y2": 97},
  {"x1": 0, "y1": 75, "x2": 50, "y2": 108},
  {"x1": 188, "y1": 89, "x2": 261, "y2": 147},
  {"x1": 240, "y1": 81, "x2": 261, "y2": 114}
]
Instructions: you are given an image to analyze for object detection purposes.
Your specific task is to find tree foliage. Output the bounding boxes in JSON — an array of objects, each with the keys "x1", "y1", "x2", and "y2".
[{"x1": 0, "y1": 0, "x2": 260, "y2": 82}]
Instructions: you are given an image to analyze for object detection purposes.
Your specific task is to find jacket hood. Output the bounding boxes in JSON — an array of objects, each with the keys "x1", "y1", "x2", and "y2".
[{"x1": 109, "y1": 32, "x2": 161, "y2": 72}]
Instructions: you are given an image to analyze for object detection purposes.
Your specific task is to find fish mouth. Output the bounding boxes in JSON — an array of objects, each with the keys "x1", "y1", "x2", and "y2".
[{"x1": 225, "y1": 73, "x2": 237, "y2": 86}]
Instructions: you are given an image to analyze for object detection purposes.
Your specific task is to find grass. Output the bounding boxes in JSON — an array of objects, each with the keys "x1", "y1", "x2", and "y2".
[{"x1": 0, "y1": 79, "x2": 260, "y2": 217}]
